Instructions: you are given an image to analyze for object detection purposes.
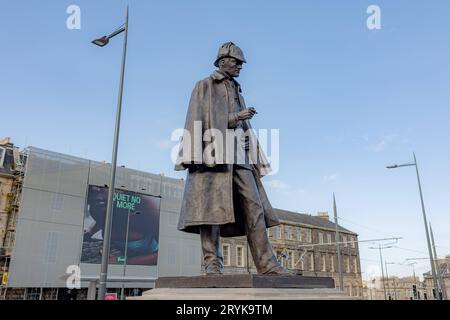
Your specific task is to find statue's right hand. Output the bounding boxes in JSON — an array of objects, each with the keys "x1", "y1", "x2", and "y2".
[{"x1": 237, "y1": 107, "x2": 257, "y2": 121}]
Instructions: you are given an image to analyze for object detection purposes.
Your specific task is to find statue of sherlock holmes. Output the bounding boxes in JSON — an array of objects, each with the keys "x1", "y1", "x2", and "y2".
[{"x1": 175, "y1": 42, "x2": 295, "y2": 275}]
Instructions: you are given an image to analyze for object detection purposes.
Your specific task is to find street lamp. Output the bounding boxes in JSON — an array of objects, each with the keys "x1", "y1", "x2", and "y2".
[
  {"x1": 405, "y1": 262, "x2": 418, "y2": 299},
  {"x1": 385, "y1": 262, "x2": 397, "y2": 300},
  {"x1": 333, "y1": 193, "x2": 344, "y2": 292},
  {"x1": 368, "y1": 244, "x2": 393, "y2": 300},
  {"x1": 429, "y1": 223, "x2": 447, "y2": 300},
  {"x1": 92, "y1": 6, "x2": 129, "y2": 300},
  {"x1": 121, "y1": 210, "x2": 141, "y2": 300},
  {"x1": 386, "y1": 152, "x2": 439, "y2": 299}
]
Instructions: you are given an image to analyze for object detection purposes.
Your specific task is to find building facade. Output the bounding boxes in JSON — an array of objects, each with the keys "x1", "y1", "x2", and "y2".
[
  {"x1": 423, "y1": 255, "x2": 450, "y2": 300},
  {"x1": 1, "y1": 146, "x2": 201, "y2": 300},
  {"x1": 1, "y1": 144, "x2": 364, "y2": 299},
  {"x1": 0, "y1": 138, "x2": 24, "y2": 291},
  {"x1": 221, "y1": 210, "x2": 363, "y2": 297},
  {"x1": 363, "y1": 276, "x2": 425, "y2": 300}
]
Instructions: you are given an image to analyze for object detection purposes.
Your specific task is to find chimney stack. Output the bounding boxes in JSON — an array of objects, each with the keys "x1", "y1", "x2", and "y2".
[
  {"x1": 317, "y1": 212, "x2": 329, "y2": 220},
  {"x1": 0, "y1": 137, "x2": 11, "y2": 145}
]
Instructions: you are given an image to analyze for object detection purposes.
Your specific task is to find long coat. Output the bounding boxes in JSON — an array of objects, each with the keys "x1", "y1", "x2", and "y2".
[{"x1": 175, "y1": 71, "x2": 280, "y2": 237}]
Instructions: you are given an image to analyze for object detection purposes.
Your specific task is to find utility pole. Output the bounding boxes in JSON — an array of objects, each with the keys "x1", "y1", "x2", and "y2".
[
  {"x1": 385, "y1": 261, "x2": 391, "y2": 299},
  {"x1": 386, "y1": 153, "x2": 439, "y2": 298},
  {"x1": 406, "y1": 262, "x2": 418, "y2": 299},
  {"x1": 430, "y1": 223, "x2": 447, "y2": 300},
  {"x1": 333, "y1": 193, "x2": 344, "y2": 292},
  {"x1": 369, "y1": 244, "x2": 393, "y2": 300},
  {"x1": 385, "y1": 262, "x2": 398, "y2": 300}
]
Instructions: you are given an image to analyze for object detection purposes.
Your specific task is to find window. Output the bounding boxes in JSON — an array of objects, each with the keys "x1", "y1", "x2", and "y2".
[
  {"x1": 45, "y1": 232, "x2": 59, "y2": 264},
  {"x1": 236, "y1": 245, "x2": 245, "y2": 267},
  {"x1": 351, "y1": 236, "x2": 356, "y2": 248},
  {"x1": 318, "y1": 232, "x2": 324, "y2": 244},
  {"x1": 306, "y1": 229, "x2": 312, "y2": 243},
  {"x1": 342, "y1": 235, "x2": 347, "y2": 247},
  {"x1": 346, "y1": 256, "x2": 350, "y2": 273},
  {"x1": 51, "y1": 193, "x2": 63, "y2": 211},
  {"x1": 327, "y1": 233, "x2": 332, "y2": 244},
  {"x1": 267, "y1": 228, "x2": 271, "y2": 237},
  {"x1": 309, "y1": 253, "x2": 314, "y2": 271},
  {"x1": 222, "y1": 244, "x2": 231, "y2": 266},
  {"x1": 353, "y1": 257, "x2": 358, "y2": 273},
  {"x1": 322, "y1": 255, "x2": 327, "y2": 272},
  {"x1": 26, "y1": 288, "x2": 41, "y2": 300},
  {"x1": 0, "y1": 147, "x2": 5, "y2": 167},
  {"x1": 288, "y1": 250, "x2": 295, "y2": 269},
  {"x1": 345, "y1": 286, "x2": 350, "y2": 296},
  {"x1": 300, "y1": 256, "x2": 305, "y2": 270},
  {"x1": 275, "y1": 226, "x2": 282, "y2": 240},
  {"x1": 330, "y1": 255, "x2": 335, "y2": 272},
  {"x1": 286, "y1": 226, "x2": 293, "y2": 240},
  {"x1": 296, "y1": 228, "x2": 302, "y2": 241}
]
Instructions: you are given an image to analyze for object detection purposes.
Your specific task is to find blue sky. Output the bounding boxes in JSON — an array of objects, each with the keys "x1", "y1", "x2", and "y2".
[{"x1": 1, "y1": 1, "x2": 450, "y2": 280}]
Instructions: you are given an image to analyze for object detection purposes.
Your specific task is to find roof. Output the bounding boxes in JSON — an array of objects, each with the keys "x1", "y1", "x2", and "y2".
[
  {"x1": 274, "y1": 208, "x2": 357, "y2": 235},
  {"x1": 423, "y1": 262, "x2": 449, "y2": 278},
  {"x1": 0, "y1": 144, "x2": 15, "y2": 177}
]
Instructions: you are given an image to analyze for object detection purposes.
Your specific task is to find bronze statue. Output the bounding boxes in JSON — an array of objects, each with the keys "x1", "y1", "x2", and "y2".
[{"x1": 175, "y1": 42, "x2": 293, "y2": 275}]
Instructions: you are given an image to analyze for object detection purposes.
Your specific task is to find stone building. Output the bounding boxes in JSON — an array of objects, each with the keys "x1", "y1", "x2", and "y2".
[
  {"x1": 0, "y1": 138, "x2": 24, "y2": 290},
  {"x1": 423, "y1": 255, "x2": 450, "y2": 300},
  {"x1": 221, "y1": 210, "x2": 363, "y2": 297},
  {"x1": 363, "y1": 276, "x2": 424, "y2": 300}
]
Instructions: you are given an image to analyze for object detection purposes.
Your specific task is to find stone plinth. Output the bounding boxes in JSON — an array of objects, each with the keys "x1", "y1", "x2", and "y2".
[
  {"x1": 131, "y1": 288, "x2": 355, "y2": 300},
  {"x1": 156, "y1": 274, "x2": 335, "y2": 289},
  {"x1": 127, "y1": 274, "x2": 358, "y2": 300}
]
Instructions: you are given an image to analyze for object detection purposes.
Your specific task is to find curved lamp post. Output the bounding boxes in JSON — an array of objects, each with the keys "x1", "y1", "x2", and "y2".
[
  {"x1": 386, "y1": 152, "x2": 439, "y2": 299},
  {"x1": 92, "y1": 6, "x2": 129, "y2": 300}
]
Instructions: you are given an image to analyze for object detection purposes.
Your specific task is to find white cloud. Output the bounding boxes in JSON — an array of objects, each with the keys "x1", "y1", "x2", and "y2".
[
  {"x1": 367, "y1": 134, "x2": 403, "y2": 153},
  {"x1": 264, "y1": 179, "x2": 305, "y2": 196},
  {"x1": 323, "y1": 173, "x2": 339, "y2": 182}
]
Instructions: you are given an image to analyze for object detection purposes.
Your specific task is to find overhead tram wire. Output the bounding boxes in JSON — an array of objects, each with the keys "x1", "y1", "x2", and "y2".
[
  {"x1": 296, "y1": 237, "x2": 402, "y2": 248},
  {"x1": 336, "y1": 215, "x2": 398, "y2": 239}
]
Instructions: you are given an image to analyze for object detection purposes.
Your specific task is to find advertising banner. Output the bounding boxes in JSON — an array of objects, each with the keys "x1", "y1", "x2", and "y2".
[{"x1": 81, "y1": 185, "x2": 161, "y2": 266}]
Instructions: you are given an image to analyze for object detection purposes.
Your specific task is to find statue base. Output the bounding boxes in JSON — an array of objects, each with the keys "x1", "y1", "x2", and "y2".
[
  {"x1": 128, "y1": 274, "x2": 357, "y2": 300},
  {"x1": 156, "y1": 274, "x2": 334, "y2": 289}
]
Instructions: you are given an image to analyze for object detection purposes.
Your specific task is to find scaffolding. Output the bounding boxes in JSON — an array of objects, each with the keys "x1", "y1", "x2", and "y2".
[{"x1": 0, "y1": 147, "x2": 28, "y2": 299}]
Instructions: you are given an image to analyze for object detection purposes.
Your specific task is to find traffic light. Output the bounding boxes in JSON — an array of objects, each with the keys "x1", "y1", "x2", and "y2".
[
  {"x1": 412, "y1": 285, "x2": 418, "y2": 300},
  {"x1": 432, "y1": 288, "x2": 437, "y2": 299}
]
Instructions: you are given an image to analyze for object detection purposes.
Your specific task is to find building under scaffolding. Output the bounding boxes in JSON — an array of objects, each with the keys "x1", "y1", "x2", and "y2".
[
  {"x1": 1, "y1": 146, "x2": 200, "y2": 300},
  {"x1": 0, "y1": 138, "x2": 26, "y2": 297}
]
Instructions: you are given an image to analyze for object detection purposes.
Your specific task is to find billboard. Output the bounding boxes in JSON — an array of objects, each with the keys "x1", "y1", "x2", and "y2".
[{"x1": 81, "y1": 185, "x2": 161, "y2": 266}]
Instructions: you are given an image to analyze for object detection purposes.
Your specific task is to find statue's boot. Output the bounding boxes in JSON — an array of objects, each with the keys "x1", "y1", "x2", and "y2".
[{"x1": 200, "y1": 225, "x2": 223, "y2": 275}]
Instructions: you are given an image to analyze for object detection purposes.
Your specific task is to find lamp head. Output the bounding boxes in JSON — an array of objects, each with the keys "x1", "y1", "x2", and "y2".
[
  {"x1": 386, "y1": 165, "x2": 398, "y2": 169},
  {"x1": 92, "y1": 36, "x2": 109, "y2": 47}
]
